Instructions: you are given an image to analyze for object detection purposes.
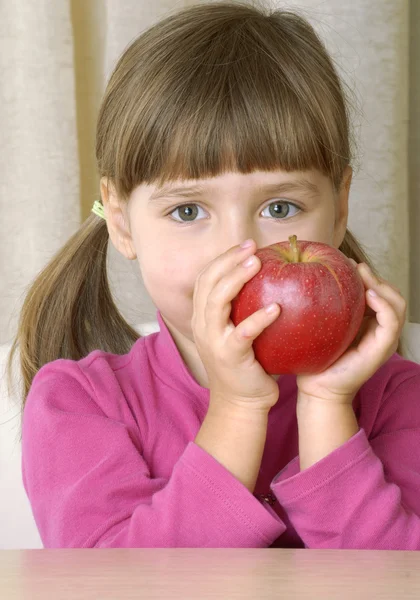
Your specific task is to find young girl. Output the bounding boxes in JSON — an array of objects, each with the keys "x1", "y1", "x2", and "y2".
[{"x1": 7, "y1": 1, "x2": 420, "y2": 550}]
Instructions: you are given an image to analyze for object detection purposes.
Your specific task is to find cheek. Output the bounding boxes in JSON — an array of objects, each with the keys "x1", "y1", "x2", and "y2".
[
  {"x1": 304, "y1": 211, "x2": 336, "y2": 245},
  {"x1": 138, "y1": 245, "x2": 198, "y2": 296}
]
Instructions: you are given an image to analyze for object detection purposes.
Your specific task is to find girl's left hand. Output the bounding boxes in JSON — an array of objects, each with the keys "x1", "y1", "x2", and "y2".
[{"x1": 296, "y1": 261, "x2": 407, "y2": 405}]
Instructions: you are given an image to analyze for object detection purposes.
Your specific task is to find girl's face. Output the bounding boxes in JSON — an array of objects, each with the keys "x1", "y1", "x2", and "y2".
[{"x1": 102, "y1": 167, "x2": 352, "y2": 345}]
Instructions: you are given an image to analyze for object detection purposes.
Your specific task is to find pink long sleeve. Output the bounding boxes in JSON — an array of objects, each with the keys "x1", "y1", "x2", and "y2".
[
  {"x1": 22, "y1": 361, "x2": 285, "y2": 548},
  {"x1": 271, "y1": 374, "x2": 420, "y2": 549},
  {"x1": 22, "y1": 310, "x2": 420, "y2": 548}
]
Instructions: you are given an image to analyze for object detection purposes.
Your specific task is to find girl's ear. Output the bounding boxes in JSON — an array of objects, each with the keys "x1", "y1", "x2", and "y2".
[
  {"x1": 332, "y1": 165, "x2": 352, "y2": 248},
  {"x1": 100, "y1": 177, "x2": 137, "y2": 260}
]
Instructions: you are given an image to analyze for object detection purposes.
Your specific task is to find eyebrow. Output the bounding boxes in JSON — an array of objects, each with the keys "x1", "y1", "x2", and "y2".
[{"x1": 148, "y1": 178, "x2": 320, "y2": 202}]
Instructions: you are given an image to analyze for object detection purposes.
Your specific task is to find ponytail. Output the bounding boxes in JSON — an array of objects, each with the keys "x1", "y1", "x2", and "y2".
[{"x1": 5, "y1": 211, "x2": 140, "y2": 427}]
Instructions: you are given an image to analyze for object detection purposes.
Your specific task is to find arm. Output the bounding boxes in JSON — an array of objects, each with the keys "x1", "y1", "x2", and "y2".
[
  {"x1": 195, "y1": 396, "x2": 269, "y2": 494},
  {"x1": 270, "y1": 372, "x2": 420, "y2": 550},
  {"x1": 296, "y1": 393, "x2": 359, "y2": 471},
  {"x1": 22, "y1": 363, "x2": 285, "y2": 548}
]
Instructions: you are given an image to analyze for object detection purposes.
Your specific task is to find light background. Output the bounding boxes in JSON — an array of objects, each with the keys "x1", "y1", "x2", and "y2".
[{"x1": 0, "y1": 0, "x2": 419, "y2": 344}]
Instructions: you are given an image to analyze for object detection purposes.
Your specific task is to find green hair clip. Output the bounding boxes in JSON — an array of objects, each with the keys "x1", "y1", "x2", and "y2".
[{"x1": 92, "y1": 199, "x2": 106, "y2": 220}]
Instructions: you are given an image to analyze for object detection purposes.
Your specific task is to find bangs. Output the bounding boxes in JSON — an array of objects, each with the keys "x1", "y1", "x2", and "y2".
[{"x1": 103, "y1": 5, "x2": 351, "y2": 198}]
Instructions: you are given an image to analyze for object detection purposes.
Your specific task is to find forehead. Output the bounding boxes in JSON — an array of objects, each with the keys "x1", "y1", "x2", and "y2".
[{"x1": 141, "y1": 169, "x2": 331, "y2": 199}]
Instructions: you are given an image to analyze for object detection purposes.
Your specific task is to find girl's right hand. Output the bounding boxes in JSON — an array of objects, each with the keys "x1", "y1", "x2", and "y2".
[{"x1": 192, "y1": 239, "x2": 281, "y2": 413}]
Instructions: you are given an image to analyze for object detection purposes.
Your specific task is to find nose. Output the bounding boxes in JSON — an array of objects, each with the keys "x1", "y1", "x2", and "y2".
[
  {"x1": 221, "y1": 238, "x2": 252, "y2": 254},
  {"x1": 219, "y1": 226, "x2": 261, "y2": 251},
  {"x1": 226, "y1": 235, "x2": 264, "y2": 252}
]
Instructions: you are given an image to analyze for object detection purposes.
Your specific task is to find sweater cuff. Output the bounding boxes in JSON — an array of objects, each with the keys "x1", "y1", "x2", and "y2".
[
  {"x1": 270, "y1": 427, "x2": 369, "y2": 503},
  {"x1": 183, "y1": 441, "x2": 286, "y2": 546}
]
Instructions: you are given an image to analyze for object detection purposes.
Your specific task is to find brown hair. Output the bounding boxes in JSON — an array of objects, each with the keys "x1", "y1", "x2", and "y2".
[{"x1": 6, "y1": 0, "x2": 404, "y2": 432}]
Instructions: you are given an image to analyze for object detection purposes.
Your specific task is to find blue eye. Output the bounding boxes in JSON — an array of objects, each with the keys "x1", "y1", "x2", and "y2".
[{"x1": 168, "y1": 201, "x2": 301, "y2": 223}]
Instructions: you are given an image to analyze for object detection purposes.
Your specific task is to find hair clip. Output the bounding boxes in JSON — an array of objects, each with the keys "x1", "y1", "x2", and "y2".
[{"x1": 92, "y1": 199, "x2": 106, "y2": 220}]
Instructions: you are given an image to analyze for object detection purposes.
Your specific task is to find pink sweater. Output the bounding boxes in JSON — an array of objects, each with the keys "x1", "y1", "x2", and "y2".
[{"x1": 22, "y1": 311, "x2": 420, "y2": 549}]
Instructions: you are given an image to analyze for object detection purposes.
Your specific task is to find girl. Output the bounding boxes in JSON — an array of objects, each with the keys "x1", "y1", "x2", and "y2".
[{"x1": 7, "y1": 1, "x2": 419, "y2": 549}]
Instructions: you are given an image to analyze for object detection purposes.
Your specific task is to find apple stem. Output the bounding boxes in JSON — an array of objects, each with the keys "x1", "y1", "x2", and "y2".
[{"x1": 289, "y1": 235, "x2": 300, "y2": 263}]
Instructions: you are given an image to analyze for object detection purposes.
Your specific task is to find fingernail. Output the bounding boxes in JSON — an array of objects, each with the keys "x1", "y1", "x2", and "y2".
[
  {"x1": 240, "y1": 239, "x2": 254, "y2": 249},
  {"x1": 368, "y1": 289, "x2": 377, "y2": 297},
  {"x1": 265, "y1": 303, "x2": 279, "y2": 314}
]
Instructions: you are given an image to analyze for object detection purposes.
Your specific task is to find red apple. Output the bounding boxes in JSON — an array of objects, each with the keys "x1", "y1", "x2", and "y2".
[{"x1": 230, "y1": 235, "x2": 366, "y2": 374}]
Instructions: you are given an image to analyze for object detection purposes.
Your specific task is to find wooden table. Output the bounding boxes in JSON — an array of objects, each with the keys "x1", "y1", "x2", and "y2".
[{"x1": 1, "y1": 548, "x2": 419, "y2": 599}]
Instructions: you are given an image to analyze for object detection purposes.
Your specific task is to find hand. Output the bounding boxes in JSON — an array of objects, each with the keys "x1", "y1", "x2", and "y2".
[
  {"x1": 192, "y1": 239, "x2": 281, "y2": 412},
  {"x1": 296, "y1": 261, "x2": 407, "y2": 405}
]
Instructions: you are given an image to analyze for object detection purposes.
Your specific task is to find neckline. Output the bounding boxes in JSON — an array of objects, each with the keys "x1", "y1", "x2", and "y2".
[
  {"x1": 141, "y1": 309, "x2": 298, "y2": 415},
  {"x1": 144, "y1": 310, "x2": 210, "y2": 408}
]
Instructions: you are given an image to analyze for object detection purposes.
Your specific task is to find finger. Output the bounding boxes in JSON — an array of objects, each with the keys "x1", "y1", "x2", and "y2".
[
  {"x1": 357, "y1": 263, "x2": 407, "y2": 319},
  {"x1": 206, "y1": 252, "x2": 262, "y2": 336},
  {"x1": 352, "y1": 261, "x2": 397, "y2": 291},
  {"x1": 357, "y1": 289, "x2": 402, "y2": 359},
  {"x1": 228, "y1": 303, "x2": 281, "y2": 360},
  {"x1": 192, "y1": 239, "x2": 256, "y2": 331},
  {"x1": 347, "y1": 260, "x2": 375, "y2": 318}
]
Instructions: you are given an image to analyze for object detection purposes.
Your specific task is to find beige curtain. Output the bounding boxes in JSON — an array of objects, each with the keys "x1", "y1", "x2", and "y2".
[{"x1": 0, "y1": 0, "x2": 418, "y2": 345}]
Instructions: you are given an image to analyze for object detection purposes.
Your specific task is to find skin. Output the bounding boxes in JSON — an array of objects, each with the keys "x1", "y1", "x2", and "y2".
[{"x1": 100, "y1": 166, "x2": 352, "y2": 388}]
